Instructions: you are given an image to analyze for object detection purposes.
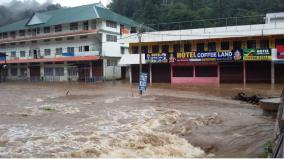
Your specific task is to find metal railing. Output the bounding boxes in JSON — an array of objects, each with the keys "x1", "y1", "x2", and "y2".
[
  {"x1": 145, "y1": 15, "x2": 266, "y2": 32},
  {"x1": 272, "y1": 88, "x2": 284, "y2": 157}
]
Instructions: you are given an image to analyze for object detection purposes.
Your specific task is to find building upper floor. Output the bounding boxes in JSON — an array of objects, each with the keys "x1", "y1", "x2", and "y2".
[{"x1": 0, "y1": 3, "x2": 139, "y2": 44}]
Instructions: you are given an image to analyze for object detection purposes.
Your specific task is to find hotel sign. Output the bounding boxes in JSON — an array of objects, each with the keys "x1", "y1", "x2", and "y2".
[
  {"x1": 174, "y1": 50, "x2": 242, "y2": 62},
  {"x1": 243, "y1": 49, "x2": 272, "y2": 61},
  {"x1": 146, "y1": 53, "x2": 168, "y2": 63},
  {"x1": 277, "y1": 46, "x2": 284, "y2": 59}
]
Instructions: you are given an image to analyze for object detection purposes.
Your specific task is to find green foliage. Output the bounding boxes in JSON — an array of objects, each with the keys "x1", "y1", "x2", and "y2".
[{"x1": 108, "y1": 0, "x2": 284, "y2": 29}]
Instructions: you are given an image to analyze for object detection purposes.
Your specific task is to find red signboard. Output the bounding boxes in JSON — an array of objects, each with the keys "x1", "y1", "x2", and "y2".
[{"x1": 277, "y1": 45, "x2": 284, "y2": 59}]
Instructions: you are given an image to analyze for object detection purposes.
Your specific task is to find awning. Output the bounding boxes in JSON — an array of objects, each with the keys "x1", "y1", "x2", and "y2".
[{"x1": 119, "y1": 54, "x2": 146, "y2": 65}]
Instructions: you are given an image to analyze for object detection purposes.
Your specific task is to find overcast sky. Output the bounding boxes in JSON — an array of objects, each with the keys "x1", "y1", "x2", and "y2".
[{"x1": 0, "y1": 0, "x2": 111, "y2": 7}]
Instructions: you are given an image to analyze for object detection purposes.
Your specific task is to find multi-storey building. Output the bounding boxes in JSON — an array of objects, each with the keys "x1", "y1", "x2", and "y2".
[
  {"x1": 0, "y1": 3, "x2": 138, "y2": 82},
  {"x1": 119, "y1": 13, "x2": 284, "y2": 85}
]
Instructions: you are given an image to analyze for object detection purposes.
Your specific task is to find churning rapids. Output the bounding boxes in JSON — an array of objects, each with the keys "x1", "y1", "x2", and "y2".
[{"x1": 0, "y1": 82, "x2": 283, "y2": 157}]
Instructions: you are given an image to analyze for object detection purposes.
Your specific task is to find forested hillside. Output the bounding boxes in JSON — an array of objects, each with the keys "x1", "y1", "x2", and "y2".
[{"x1": 108, "y1": 0, "x2": 284, "y2": 26}]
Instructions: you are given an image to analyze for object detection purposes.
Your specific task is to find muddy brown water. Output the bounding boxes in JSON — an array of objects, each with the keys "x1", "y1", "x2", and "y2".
[{"x1": 0, "y1": 81, "x2": 283, "y2": 157}]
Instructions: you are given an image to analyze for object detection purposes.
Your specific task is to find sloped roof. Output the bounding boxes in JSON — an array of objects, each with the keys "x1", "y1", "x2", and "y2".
[{"x1": 0, "y1": 3, "x2": 139, "y2": 33}]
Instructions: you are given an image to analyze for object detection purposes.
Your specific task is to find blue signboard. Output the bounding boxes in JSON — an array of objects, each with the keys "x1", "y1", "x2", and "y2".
[
  {"x1": 62, "y1": 52, "x2": 75, "y2": 56},
  {"x1": 139, "y1": 73, "x2": 148, "y2": 91},
  {"x1": 146, "y1": 53, "x2": 168, "y2": 63}
]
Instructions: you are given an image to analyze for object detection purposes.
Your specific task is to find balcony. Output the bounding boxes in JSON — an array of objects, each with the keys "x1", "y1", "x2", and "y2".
[{"x1": 0, "y1": 29, "x2": 98, "y2": 44}]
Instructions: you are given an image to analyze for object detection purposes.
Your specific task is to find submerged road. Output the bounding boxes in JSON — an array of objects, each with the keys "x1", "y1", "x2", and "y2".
[{"x1": 0, "y1": 82, "x2": 283, "y2": 157}]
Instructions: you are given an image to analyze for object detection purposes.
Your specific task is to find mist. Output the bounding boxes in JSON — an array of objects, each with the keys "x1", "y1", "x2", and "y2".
[{"x1": 0, "y1": 0, "x2": 61, "y2": 27}]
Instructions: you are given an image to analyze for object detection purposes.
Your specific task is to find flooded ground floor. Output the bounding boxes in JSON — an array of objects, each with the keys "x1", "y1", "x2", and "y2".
[{"x1": 0, "y1": 82, "x2": 283, "y2": 157}]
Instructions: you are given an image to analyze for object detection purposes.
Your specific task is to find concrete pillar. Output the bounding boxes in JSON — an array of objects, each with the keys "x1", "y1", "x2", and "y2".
[
  {"x1": 170, "y1": 64, "x2": 173, "y2": 84},
  {"x1": 149, "y1": 63, "x2": 152, "y2": 85},
  {"x1": 243, "y1": 61, "x2": 247, "y2": 86},
  {"x1": 89, "y1": 61, "x2": 93, "y2": 78},
  {"x1": 27, "y1": 63, "x2": 30, "y2": 79},
  {"x1": 40, "y1": 63, "x2": 44, "y2": 81},
  {"x1": 271, "y1": 61, "x2": 275, "y2": 85},
  {"x1": 7, "y1": 65, "x2": 11, "y2": 80},
  {"x1": 129, "y1": 65, "x2": 132, "y2": 84},
  {"x1": 17, "y1": 63, "x2": 20, "y2": 78},
  {"x1": 64, "y1": 61, "x2": 68, "y2": 81},
  {"x1": 217, "y1": 63, "x2": 220, "y2": 84}
]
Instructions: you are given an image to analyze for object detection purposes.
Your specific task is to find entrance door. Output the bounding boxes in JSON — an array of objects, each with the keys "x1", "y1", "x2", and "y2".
[
  {"x1": 30, "y1": 66, "x2": 40, "y2": 81},
  {"x1": 78, "y1": 65, "x2": 90, "y2": 81}
]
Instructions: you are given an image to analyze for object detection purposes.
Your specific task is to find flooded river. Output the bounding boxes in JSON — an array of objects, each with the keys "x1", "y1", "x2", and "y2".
[{"x1": 0, "y1": 82, "x2": 283, "y2": 157}]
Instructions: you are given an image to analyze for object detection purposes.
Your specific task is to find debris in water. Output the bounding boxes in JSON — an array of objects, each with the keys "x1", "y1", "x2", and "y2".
[{"x1": 233, "y1": 92, "x2": 264, "y2": 105}]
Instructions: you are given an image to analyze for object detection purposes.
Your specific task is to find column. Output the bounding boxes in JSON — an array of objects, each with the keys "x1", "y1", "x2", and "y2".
[
  {"x1": 217, "y1": 63, "x2": 220, "y2": 84},
  {"x1": 27, "y1": 63, "x2": 30, "y2": 80},
  {"x1": 40, "y1": 63, "x2": 44, "y2": 81},
  {"x1": 129, "y1": 65, "x2": 132, "y2": 84},
  {"x1": 271, "y1": 61, "x2": 275, "y2": 85},
  {"x1": 170, "y1": 64, "x2": 173, "y2": 84},
  {"x1": 64, "y1": 61, "x2": 68, "y2": 81},
  {"x1": 89, "y1": 61, "x2": 93, "y2": 79},
  {"x1": 243, "y1": 61, "x2": 247, "y2": 86},
  {"x1": 17, "y1": 63, "x2": 20, "y2": 79},
  {"x1": 149, "y1": 63, "x2": 152, "y2": 85},
  {"x1": 7, "y1": 65, "x2": 11, "y2": 80}
]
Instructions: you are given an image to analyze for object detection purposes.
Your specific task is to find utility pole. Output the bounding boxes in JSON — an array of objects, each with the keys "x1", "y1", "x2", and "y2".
[{"x1": 138, "y1": 24, "x2": 143, "y2": 95}]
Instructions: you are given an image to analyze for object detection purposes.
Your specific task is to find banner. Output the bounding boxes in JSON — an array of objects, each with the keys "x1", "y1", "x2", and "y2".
[
  {"x1": 243, "y1": 49, "x2": 271, "y2": 61},
  {"x1": 277, "y1": 46, "x2": 284, "y2": 59},
  {"x1": 174, "y1": 50, "x2": 242, "y2": 62},
  {"x1": 139, "y1": 73, "x2": 148, "y2": 91},
  {"x1": 146, "y1": 53, "x2": 168, "y2": 63}
]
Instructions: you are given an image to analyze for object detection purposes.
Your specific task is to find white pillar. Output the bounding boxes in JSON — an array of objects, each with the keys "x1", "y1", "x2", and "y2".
[
  {"x1": 7, "y1": 65, "x2": 11, "y2": 80},
  {"x1": 89, "y1": 61, "x2": 93, "y2": 78},
  {"x1": 271, "y1": 62, "x2": 275, "y2": 85},
  {"x1": 40, "y1": 63, "x2": 44, "y2": 81},
  {"x1": 27, "y1": 63, "x2": 30, "y2": 79},
  {"x1": 129, "y1": 65, "x2": 132, "y2": 84},
  {"x1": 149, "y1": 63, "x2": 152, "y2": 85},
  {"x1": 64, "y1": 62, "x2": 68, "y2": 81},
  {"x1": 17, "y1": 64, "x2": 20, "y2": 78}
]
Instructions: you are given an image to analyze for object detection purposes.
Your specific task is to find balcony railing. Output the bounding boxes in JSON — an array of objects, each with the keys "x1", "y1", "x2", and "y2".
[{"x1": 0, "y1": 29, "x2": 98, "y2": 44}]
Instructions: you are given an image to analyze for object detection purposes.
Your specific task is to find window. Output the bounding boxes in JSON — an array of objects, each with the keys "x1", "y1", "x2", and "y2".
[
  {"x1": 3, "y1": 32, "x2": 8, "y2": 39},
  {"x1": 11, "y1": 68, "x2": 18, "y2": 76},
  {"x1": 56, "y1": 48, "x2": 63, "y2": 55},
  {"x1": 91, "y1": 20, "x2": 96, "y2": 29},
  {"x1": 247, "y1": 40, "x2": 256, "y2": 49},
  {"x1": 233, "y1": 41, "x2": 242, "y2": 50},
  {"x1": 44, "y1": 68, "x2": 53, "y2": 76},
  {"x1": 221, "y1": 41, "x2": 230, "y2": 50},
  {"x1": 132, "y1": 46, "x2": 138, "y2": 54},
  {"x1": 142, "y1": 46, "x2": 148, "y2": 54},
  {"x1": 106, "y1": 20, "x2": 117, "y2": 28},
  {"x1": 55, "y1": 25, "x2": 62, "y2": 32},
  {"x1": 11, "y1": 51, "x2": 16, "y2": 57},
  {"x1": 208, "y1": 42, "x2": 216, "y2": 51},
  {"x1": 197, "y1": 43, "x2": 205, "y2": 52},
  {"x1": 55, "y1": 67, "x2": 64, "y2": 76},
  {"x1": 67, "y1": 37, "x2": 75, "y2": 40},
  {"x1": 70, "y1": 23, "x2": 78, "y2": 30},
  {"x1": 68, "y1": 67, "x2": 77, "y2": 76},
  {"x1": 10, "y1": 31, "x2": 16, "y2": 38},
  {"x1": 10, "y1": 43, "x2": 16, "y2": 46},
  {"x1": 152, "y1": 45, "x2": 159, "y2": 53},
  {"x1": 55, "y1": 38, "x2": 62, "y2": 41},
  {"x1": 44, "y1": 49, "x2": 51, "y2": 56},
  {"x1": 106, "y1": 34, "x2": 117, "y2": 42},
  {"x1": 44, "y1": 27, "x2": 50, "y2": 33},
  {"x1": 121, "y1": 47, "x2": 126, "y2": 55},
  {"x1": 80, "y1": 36, "x2": 88, "y2": 39},
  {"x1": 20, "y1": 51, "x2": 25, "y2": 57},
  {"x1": 79, "y1": 46, "x2": 90, "y2": 52},
  {"x1": 19, "y1": 42, "x2": 26, "y2": 45},
  {"x1": 184, "y1": 43, "x2": 192, "y2": 52},
  {"x1": 67, "y1": 47, "x2": 75, "y2": 53},
  {"x1": 31, "y1": 40, "x2": 37, "y2": 44},
  {"x1": 162, "y1": 45, "x2": 169, "y2": 53},
  {"x1": 83, "y1": 21, "x2": 89, "y2": 30},
  {"x1": 44, "y1": 39, "x2": 50, "y2": 43},
  {"x1": 36, "y1": 28, "x2": 40, "y2": 34},
  {"x1": 260, "y1": 39, "x2": 269, "y2": 49},
  {"x1": 19, "y1": 30, "x2": 25, "y2": 36},
  {"x1": 173, "y1": 44, "x2": 181, "y2": 52}
]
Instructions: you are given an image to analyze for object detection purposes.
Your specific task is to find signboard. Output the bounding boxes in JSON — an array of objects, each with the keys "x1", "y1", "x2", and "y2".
[
  {"x1": 62, "y1": 52, "x2": 75, "y2": 56},
  {"x1": 139, "y1": 73, "x2": 148, "y2": 91},
  {"x1": 146, "y1": 53, "x2": 168, "y2": 63},
  {"x1": 174, "y1": 50, "x2": 242, "y2": 62},
  {"x1": 243, "y1": 49, "x2": 271, "y2": 61},
  {"x1": 277, "y1": 46, "x2": 284, "y2": 59}
]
